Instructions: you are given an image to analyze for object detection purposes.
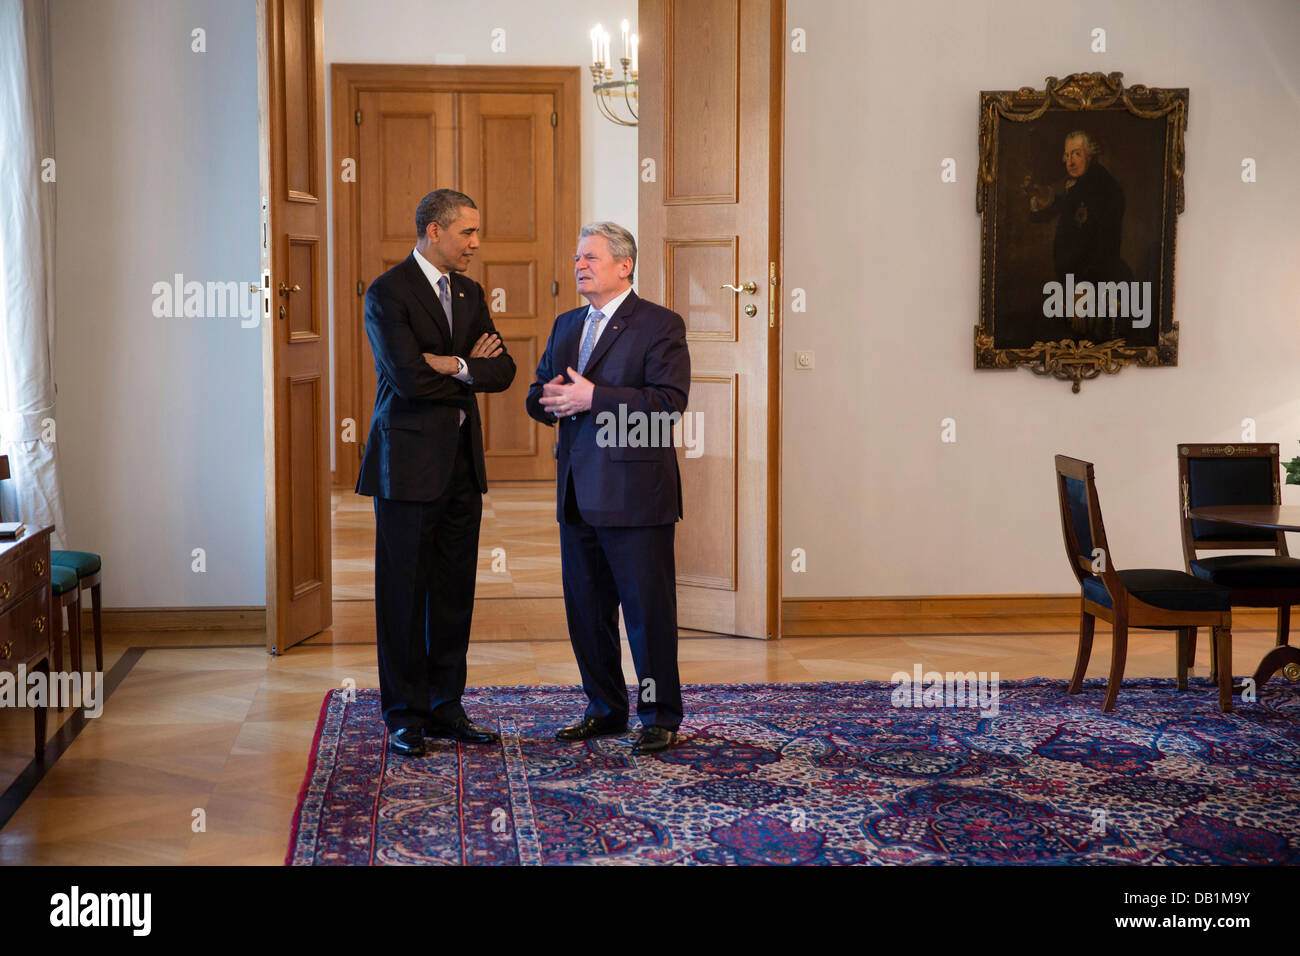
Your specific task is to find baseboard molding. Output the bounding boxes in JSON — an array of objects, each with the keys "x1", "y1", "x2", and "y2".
[
  {"x1": 78, "y1": 606, "x2": 266, "y2": 632},
  {"x1": 781, "y1": 595, "x2": 1287, "y2": 636}
]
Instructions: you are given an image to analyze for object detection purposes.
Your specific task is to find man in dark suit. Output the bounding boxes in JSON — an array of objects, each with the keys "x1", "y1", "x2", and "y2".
[
  {"x1": 525, "y1": 221, "x2": 690, "y2": 754},
  {"x1": 356, "y1": 189, "x2": 516, "y2": 757},
  {"x1": 1028, "y1": 130, "x2": 1134, "y2": 339}
]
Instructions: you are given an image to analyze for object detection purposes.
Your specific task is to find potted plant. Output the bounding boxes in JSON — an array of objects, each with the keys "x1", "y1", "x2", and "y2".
[{"x1": 1286, "y1": 442, "x2": 1300, "y2": 486}]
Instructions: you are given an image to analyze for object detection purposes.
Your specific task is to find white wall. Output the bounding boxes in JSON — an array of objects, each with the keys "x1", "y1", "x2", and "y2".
[
  {"x1": 782, "y1": 0, "x2": 1300, "y2": 597},
  {"x1": 48, "y1": 0, "x2": 637, "y2": 608},
  {"x1": 51, "y1": 0, "x2": 264, "y2": 607},
  {"x1": 322, "y1": 0, "x2": 640, "y2": 468}
]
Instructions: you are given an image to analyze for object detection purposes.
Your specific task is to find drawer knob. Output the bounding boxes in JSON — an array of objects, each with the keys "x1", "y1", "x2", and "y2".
[
  {"x1": 33, "y1": 614, "x2": 46, "y2": 634},
  {"x1": 0, "y1": 580, "x2": 11, "y2": 600},
  {"x1": 33, "y1": 557, "x2": 47, "y2": 577},
  {"x1": 0, "y1": 640, "x2": 12, "y2": 661}
]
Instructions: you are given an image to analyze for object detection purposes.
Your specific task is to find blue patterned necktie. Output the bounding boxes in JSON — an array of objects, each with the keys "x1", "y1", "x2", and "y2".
[
  {"x1": 577, "y1": 310, "x2": 604, "y2": 375},
  {"x1": 437, "y1": 274, "x2": 452, "y2": 337}
]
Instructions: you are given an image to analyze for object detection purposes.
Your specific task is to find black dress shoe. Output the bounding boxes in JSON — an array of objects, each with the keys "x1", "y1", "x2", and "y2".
[
  {"x1": 388, "y1": 726, "x2": 425, "y2": 757},
  {"x1": 426, "y1": 716, "x2": 500, "y2": 745},
  {"x1": 555, "y1": 715, "x2": 629, "y2": 741},
  {"x1": 633, "y1": 726, "x2": 677, "y2": 754}
]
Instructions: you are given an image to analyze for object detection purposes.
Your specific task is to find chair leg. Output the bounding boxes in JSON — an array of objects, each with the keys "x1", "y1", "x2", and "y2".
[
  {"x1": 33, "y1": 658, "x2": 48, "y2": 761},
  {"x1": 1176, "y1": 627, "x2": 1191, "y2": 691},
  {"x1": 1208, "y1": 627, "x2": 1218, "y2": 684},
  {"x1": 1103, "y1": 618, "x2": 1128, "y2": 712},
  {"x1": 1215, "y1": 624, "x2": 1233, "y2": 713},
  {"x1": 49, "y1": 606, "x2": 63, "y2": 684},
  {"x1": 90, "y1": 581, "x2": 104, "y2": 672},
  {"x1": 1278, "y1": 605, "x2": 1290, "y2": 649},
  {"x1": 1068, "y1": 611, "x2": 1095, "y2": 694},
  {"x1": 1186, "y1": 626, "x2": 1196, "y2": 669},
  {"x1": 68, "y1": 594, "x2": 83, "y2": 676}
]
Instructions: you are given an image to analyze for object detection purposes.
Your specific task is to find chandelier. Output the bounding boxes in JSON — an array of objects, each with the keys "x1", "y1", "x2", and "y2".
[{"x1": 589, "y1": 20, "x2": 638, "y2": 127}]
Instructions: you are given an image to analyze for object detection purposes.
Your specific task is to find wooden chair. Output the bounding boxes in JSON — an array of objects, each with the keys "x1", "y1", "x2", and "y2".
[
  {"x1": 1054, "y1": 455, "x2": 1235, "y2": 712},
  {"x1": 51, "y1": 551, "x2": 103, "y2": 672},
  {"x1": 1178, "y1": 442, "x2": 1300, "y2": 680}
]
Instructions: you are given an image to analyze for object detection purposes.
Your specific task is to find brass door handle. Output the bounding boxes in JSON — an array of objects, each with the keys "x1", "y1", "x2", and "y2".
[
  {"x1": 278, "y1": 283, "x2": 301, "y2": 296},
  {"x1": 721, "y1": 281, "x2": 757, "y2": 295}
]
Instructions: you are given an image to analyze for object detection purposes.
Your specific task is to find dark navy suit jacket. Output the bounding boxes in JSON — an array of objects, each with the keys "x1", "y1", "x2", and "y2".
[
  {"x1": 356, "y1": 254, "x2": 516, "y2": 501},
  {"x1": 525, "y1": 290, "x2": 689, "y2": 526}
]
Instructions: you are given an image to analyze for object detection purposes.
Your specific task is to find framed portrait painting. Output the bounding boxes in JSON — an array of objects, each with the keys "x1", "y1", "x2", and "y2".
[{"x1": 975, "y1": 72, "x2": 1188, "y2": 391}]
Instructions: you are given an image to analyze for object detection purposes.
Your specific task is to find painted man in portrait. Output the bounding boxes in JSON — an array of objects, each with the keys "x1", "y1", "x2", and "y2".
[{"x1": 1024, "y1": 130, "x2": 1134, "y2": 339}]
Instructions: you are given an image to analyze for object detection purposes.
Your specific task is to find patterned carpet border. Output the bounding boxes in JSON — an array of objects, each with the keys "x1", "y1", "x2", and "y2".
[{"x1": 287, "y1": 678, "x2": 1300, "y2": 866}]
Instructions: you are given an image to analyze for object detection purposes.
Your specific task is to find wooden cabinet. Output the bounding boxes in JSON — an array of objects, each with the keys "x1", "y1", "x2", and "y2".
[{"x1": 0, "y1": 526, "x2": 53, "y2": 760}]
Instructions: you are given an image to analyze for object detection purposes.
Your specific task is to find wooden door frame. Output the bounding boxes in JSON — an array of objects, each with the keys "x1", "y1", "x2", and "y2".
[
  {"x1": 258, "y1": 0, "x2": 332, "y2": 654},
  {"x1": 768, "y1": 0, "x2": 785, "y2": 640},
  {"x1": 329, "y1": 64, "x2": 582, "y2": 489}
]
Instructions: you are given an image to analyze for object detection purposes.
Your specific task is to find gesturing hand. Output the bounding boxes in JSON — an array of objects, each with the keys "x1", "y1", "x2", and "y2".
[{"x1": 538, "y1": 367, "x2": 595, "y2": 417}]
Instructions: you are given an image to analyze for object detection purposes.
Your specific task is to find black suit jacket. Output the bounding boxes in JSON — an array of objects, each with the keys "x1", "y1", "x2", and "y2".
[
  {"x1": 356, "y1": 254, "x2": 516, "y2": 501},
  {"x1": 525, "y1": 290, "x2": 689, "y2": 526}
]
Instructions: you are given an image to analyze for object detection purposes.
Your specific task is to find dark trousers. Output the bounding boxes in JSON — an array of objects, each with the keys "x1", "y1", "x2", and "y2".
[
  {"x1": 373, "y1": 424, "x2": 481, "y2": 732},
  {"x1": 559, "y1": 471, "x2": 683, "y2": 729}
]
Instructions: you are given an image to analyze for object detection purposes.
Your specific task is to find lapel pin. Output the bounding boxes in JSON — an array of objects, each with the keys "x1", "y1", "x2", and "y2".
[{"x1": 458, "y1": 292, "x2": 464, "y2": 297}]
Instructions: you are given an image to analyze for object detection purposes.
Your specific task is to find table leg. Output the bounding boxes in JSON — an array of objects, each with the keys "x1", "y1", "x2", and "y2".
[{"x1": 1251, "y1": 644, "x2": 1300, "y2": 690}]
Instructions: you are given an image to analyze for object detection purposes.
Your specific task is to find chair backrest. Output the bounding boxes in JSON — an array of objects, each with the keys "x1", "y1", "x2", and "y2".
[
  {"x1": 1054, "y1": 454, "x2": 1125, "y2": 602},
  {"x1": 1177, "y1": 443, "x2": 1286, "y2": 566}
]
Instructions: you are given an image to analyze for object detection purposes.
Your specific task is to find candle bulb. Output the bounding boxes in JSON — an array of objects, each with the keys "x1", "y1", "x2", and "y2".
[
  {"x1": 591, "y1": 26, "x2": 599, "y2": 65},
  {"x1": 602, "y1": 30, "x2": 610, "y2": 70},
  {"x1": 631, "y1": 34, "x2": 638, "y2": 73},
  {"x1": 621, "y1": 19, "x2": 630, "y2": 58}
]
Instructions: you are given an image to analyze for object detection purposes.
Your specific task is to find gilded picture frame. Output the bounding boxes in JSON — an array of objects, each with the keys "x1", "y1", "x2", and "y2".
[{"x1": 975, "y1": 72, "x2": 1188, "y2": 392}]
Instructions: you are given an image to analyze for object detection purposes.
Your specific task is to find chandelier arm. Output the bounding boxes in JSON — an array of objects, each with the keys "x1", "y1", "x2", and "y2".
[{"x1": 621, "y1": 81, "x2": 638, "y2": 121}]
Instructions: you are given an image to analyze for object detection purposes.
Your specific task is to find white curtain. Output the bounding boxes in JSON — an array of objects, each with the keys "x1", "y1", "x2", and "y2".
[{"x1": 0, "y1": 0, "x2": 67, "y2": 547}]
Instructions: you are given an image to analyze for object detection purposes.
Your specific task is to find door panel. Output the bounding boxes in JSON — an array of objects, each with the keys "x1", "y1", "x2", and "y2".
[
  {"x1": 459, "y1": 91, "x2": 558, "y2": 480},
  {"x1": 259, "y1": 0, "x2": 331, "y2": 652},
  {"x1": 641, "y1": 0, "x2": 779, "y2": 638}
]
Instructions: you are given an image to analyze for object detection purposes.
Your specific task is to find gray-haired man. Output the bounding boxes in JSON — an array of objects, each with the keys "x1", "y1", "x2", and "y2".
[{"x1": 525, "y1": 222, "x2": 691, "y2": 754}]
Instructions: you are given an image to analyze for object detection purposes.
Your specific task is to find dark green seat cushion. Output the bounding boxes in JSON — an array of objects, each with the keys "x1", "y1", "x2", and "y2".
[
  {"x1": 51, "y1": 549, "x2": 101, "y2": 577},
  {"x1": 51, "y1": 565, "x2": 79, "y2": 595}
]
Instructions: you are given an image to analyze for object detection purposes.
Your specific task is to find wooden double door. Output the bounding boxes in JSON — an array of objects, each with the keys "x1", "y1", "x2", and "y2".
[{"x1": 332, "y1": 66, "x2": 582, "y2": 487}]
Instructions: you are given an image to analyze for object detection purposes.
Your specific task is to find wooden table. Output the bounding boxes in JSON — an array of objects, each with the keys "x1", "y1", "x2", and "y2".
[
  {"x1": 1189, "y1": 505, "x2": 1300, "y2": 688},
  {"x1": 0, "y1": 525, "x2": 54, "y2": 761}
]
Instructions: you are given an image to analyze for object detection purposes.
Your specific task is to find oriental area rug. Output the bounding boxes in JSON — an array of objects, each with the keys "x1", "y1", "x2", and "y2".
[{"x1": 286, "y1": 679, "x2": 1300, "y2": 865}]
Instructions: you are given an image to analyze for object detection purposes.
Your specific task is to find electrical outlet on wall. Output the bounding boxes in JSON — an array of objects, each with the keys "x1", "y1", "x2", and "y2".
[{"x1": 795, "y1": 351, "x2": 814, "y2": 369}]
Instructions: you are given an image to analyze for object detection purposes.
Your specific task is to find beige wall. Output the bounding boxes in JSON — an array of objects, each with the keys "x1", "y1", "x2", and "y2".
[
  {"x1": 52, "y1": 0, "x2": 264, "y2": 607},
  {"x1": 782, "y1": 0, "x2": 1300, "y2": 598}
]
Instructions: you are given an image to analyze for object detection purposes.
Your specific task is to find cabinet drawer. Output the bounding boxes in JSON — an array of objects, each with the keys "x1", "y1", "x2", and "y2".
[
  {"x1": 0, "y1": 533, "x2": 51, "y2": 617},
  {"x1": 0, "y1": 585, "x2": 51, "y2": 669}
]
